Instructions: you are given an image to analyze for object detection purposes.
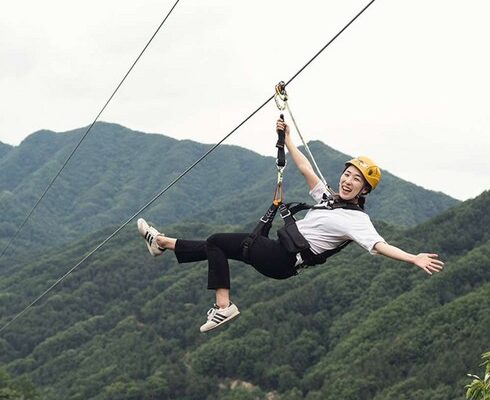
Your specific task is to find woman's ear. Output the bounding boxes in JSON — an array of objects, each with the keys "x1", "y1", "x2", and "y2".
[{"x1": 362, "y1": 187, "x2": 370, "y2": 195}]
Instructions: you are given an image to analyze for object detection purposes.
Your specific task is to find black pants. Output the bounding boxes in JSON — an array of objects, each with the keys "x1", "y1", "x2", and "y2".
[{"x1": 174, "y1": 233, "x2": 298, "y2": 289}]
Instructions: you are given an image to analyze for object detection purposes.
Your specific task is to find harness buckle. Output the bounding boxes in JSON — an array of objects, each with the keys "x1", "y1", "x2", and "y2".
[{"x1": 278, "y1": 203, "x2": 292, "y2": 219}]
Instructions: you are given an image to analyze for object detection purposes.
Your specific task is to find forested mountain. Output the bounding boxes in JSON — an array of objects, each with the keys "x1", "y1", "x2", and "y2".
[
  {"x1": 0, "y1": 170, "x2": 487, "y2": 400},
  {"x1": 0, "y1": 122, "x2": 457, "y2": 257},
  {"x1": 0, "y1": 123, "x2": 482, "y2": 399}
]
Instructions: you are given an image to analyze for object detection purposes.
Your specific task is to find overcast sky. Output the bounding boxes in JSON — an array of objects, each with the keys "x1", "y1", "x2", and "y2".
[{"x1": 1, "y1": 0, "x2": 489, "y2": 201}]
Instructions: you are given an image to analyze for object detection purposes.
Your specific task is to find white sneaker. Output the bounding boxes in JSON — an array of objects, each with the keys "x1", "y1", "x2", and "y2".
[
  {"x1": 200, "y1": 302, "x2": 240, "y2": 333},
  {"x1": 137, "y1": 218, "x2": 165, "y2": 257}
]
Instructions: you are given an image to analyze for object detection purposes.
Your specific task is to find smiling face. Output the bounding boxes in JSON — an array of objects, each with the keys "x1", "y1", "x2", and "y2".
[{"x1": 338, "y1": 165, "x2": 369, "y2": 200}]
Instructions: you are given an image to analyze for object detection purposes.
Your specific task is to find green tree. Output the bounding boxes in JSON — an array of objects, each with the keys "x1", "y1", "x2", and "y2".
[
  {"x1": 466, "y1": 351, "x2": 490, "y2": 400},
  {"x1": 0, "y1": 367, "x2": 37, "y2": 399}
]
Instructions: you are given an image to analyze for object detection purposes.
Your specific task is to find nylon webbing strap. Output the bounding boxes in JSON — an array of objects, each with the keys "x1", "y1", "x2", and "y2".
[
  {"x1": 275, "y1": 114, "x2": 286, "y2": 167},
  {"x1": 242, "y1": 202, "x2": 279, "y2": 262}
]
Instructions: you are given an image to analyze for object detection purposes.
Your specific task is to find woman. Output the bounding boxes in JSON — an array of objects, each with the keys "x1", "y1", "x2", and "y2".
[{"x1": 137, "y1": 120, "x2": 444, "y2": 332}]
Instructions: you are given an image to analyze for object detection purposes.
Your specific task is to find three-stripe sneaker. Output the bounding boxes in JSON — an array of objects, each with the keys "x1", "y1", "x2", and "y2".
[
  {"x1": 200, "y1": 302, "x2": 240, "y2": 332},
  {"x1": 137, "y1": 218, "x2": 166, "y2": 257}
]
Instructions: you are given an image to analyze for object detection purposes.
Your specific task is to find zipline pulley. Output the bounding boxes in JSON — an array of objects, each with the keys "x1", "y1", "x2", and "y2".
[{"x1": 274, "y1": 81, "x2": 288, "y2": 111}]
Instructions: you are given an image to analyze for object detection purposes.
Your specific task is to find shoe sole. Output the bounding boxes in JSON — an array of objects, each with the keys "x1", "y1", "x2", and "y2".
[{"x1": 200, "y1": 310, "x2": 240, "y2": 333}]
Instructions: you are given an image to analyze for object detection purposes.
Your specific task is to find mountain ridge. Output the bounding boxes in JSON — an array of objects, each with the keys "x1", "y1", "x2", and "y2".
[{"x1": 0, "y1": 122, "x2": 459, "y2": 257}]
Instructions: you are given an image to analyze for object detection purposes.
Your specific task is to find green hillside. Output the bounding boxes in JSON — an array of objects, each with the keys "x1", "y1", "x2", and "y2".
[
  {"x1": 0, "y1": 190, "x2": 487, "y2": 399},
  {"x1": 0, "y1": 122, "x2": 457, "y2": 257}
]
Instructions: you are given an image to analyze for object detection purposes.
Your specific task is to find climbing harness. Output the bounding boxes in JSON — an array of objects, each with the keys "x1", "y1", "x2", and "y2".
[
  {"x1": 242, "y1": 83, "x2": 364, "y2": 269},
  {"x1": 242, "y1": 197, "x2": 364, "y2": 269}
]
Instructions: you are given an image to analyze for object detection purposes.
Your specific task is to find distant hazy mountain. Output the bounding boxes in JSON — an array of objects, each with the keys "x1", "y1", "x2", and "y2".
[{"x1": 0, "y1": 142, "x2": 12, "y2": 159}]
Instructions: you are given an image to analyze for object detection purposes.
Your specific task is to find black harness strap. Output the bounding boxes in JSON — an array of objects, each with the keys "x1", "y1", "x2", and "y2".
[
  {"x1": 287, "y1": 200, "x2": 364, "y2": 214},
  {"x1": 299, "y1": 240, "x2": 351, "y2": 268},
  {"x1": 242, "y1": 203, "x2": 279, "y2": 262},
  {"x1": 275, "y1": 113, "x2": 286, "y2": 168}
]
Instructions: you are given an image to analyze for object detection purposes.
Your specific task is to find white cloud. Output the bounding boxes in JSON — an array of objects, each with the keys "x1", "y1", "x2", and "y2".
[{"x1": 1, "y1": 0, "x2": 489, "y2": 200}]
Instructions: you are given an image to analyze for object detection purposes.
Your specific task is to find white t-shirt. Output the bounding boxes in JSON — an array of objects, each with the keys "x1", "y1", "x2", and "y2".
[{"x1": 295, "y1": 181, "x2": 385, "y2": 255}]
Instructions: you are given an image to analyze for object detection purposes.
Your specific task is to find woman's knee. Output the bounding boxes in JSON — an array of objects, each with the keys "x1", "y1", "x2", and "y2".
[
  {"x1": 206, "y1": 233, "x2": 225, "y2": 247},
  {"x1": 206, "y1": 233, "x2": 248, "y2": 260}
]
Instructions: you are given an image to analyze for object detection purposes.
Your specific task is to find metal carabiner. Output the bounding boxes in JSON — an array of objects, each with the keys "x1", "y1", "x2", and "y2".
[{"x1": 273, "y1": 164, "x2": 286, "y2": 205}]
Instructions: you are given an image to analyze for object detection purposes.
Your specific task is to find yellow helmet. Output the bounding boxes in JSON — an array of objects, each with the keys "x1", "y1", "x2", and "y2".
[{"x1": 345, "y1": 156, "x2": 381, "y2": 191}]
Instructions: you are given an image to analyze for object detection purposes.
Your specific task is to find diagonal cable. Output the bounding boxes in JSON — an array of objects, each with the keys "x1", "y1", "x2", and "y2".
[
  {"x1": 0, "y1": 0, "x2": 376, "y2": 334},
  {"x1": 0, "y1": 0, "x2": 182, "y2": 261}
]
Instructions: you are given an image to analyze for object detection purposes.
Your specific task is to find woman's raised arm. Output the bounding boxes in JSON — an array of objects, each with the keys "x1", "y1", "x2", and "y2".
[{"x1": 278, "y1": 119, "x2": 320, "y2": 191}]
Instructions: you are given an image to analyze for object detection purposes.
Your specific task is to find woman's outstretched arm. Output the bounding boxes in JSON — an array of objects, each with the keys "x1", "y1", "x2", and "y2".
[
  {"x1": 278, "y1": 119, "x2": 320, "y2": 191},
  {"x1": 374, "y1": 241, "x2": 444, "y2": 275}
]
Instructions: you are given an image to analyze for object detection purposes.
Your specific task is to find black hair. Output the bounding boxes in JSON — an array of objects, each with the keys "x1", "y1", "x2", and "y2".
[{"x1": 357, "y1": 195, "x2": 366, "y2": 210}]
